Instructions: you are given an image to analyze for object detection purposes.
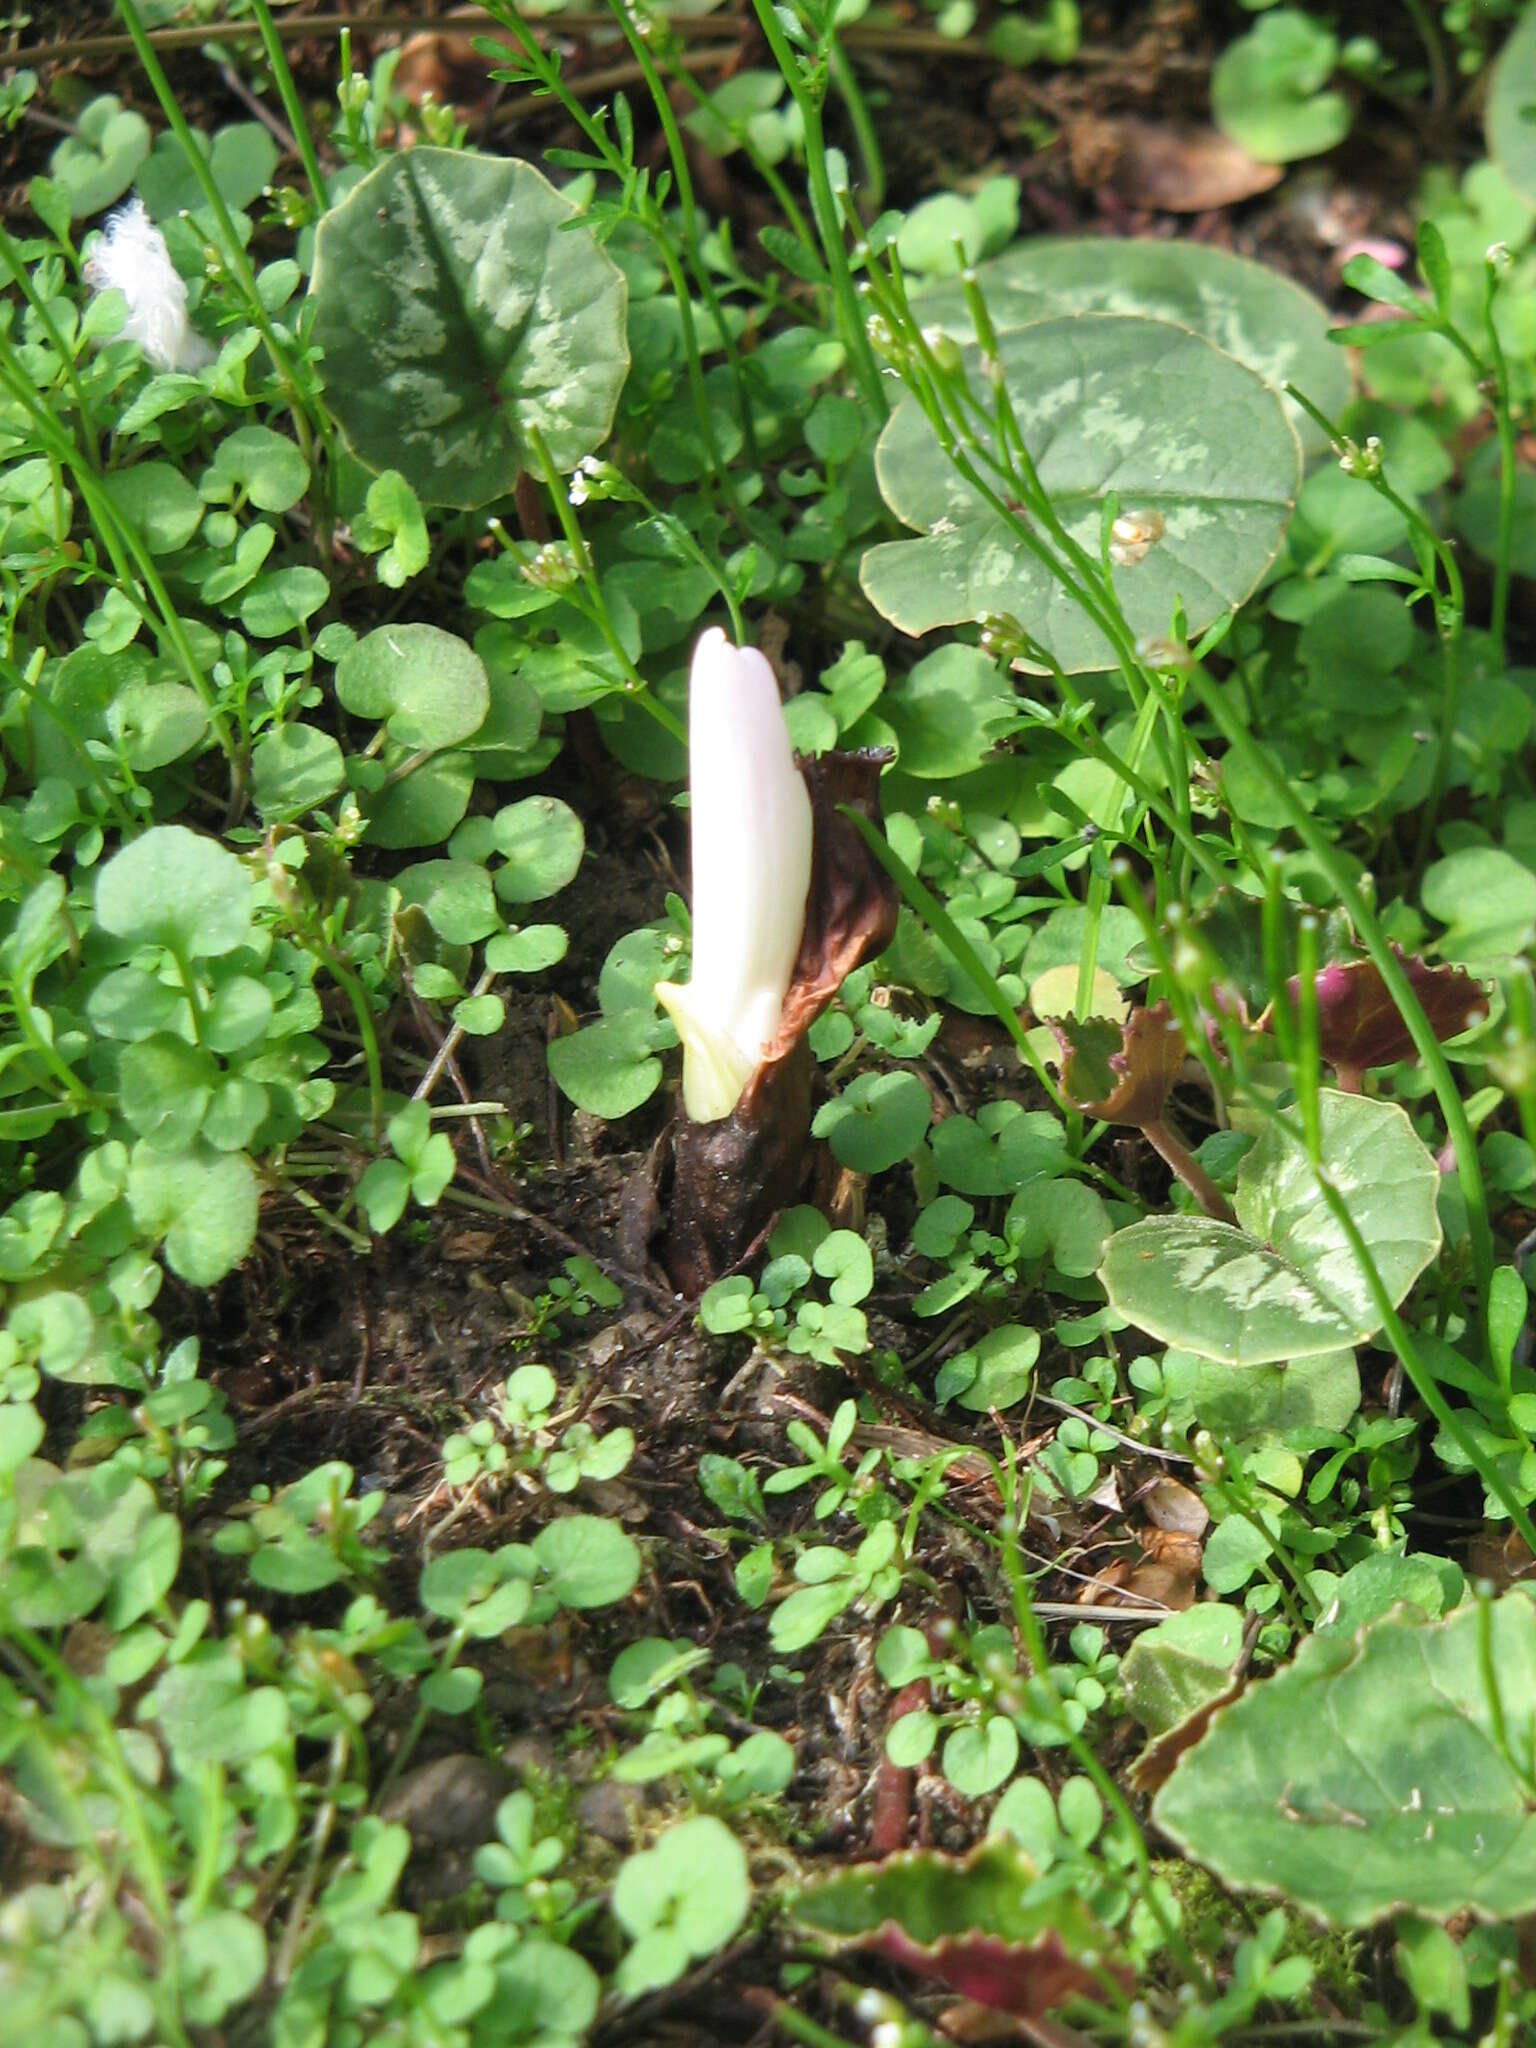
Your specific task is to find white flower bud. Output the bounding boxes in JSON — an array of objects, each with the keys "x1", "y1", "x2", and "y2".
[{"x1": 655, "y1": 628, "x2": 813, "y2": 1122}]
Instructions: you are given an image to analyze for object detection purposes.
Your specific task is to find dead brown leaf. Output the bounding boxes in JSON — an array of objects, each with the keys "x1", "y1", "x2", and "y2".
[
  {"x1": 1140, "y1": 1476, "x2": 1210, "y2": 1538},
  {"x1": 1104, "y1": 117, "x2": 1283, "y2": 212}
]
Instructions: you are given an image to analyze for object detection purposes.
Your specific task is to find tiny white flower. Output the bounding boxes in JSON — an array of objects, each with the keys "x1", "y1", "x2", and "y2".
[
  {"x1": 84, "y1": 198, "x2": 213, "y2": 373},
  {"x1": 655, "y1": 627, "x2": 813, "y2": 1123}
]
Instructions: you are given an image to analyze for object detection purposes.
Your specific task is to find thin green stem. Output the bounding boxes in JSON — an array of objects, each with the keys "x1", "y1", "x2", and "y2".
[
  {"x1": 0, "y1": 652, "x2": 138, "y2": 828},
  {"x1": 994, "y1": 1451, "x2": 1214, "y2": 1998},
  {"x1": 115, "y1": 0, "x2": 317, "y2": 441},
  {"x1": 1483, "y1": 264, "x2": 1517, "y2": 659},
  {"x1": 481, "y1": 0, "x2": 750, "y2": 525},
  {"x1": 527, "y1": 426, "x2": 687, "y2": 741},
  {"x1": 841, "y1": 805, "x2": 1067, "y2": 1113},
  {"x1": 667, "y1": 62, "x2": 816, "y2": 255},
  {"x1": 0, "y1": 228, "x2": 100, "y2": 466},
  {"x1": 747, "y1": 0, "x2": 883, "y2": 407},
  {"x1": 1186, "y1": 664, "x2": 1495, "y2": 1336},
  {"x1": 828, "y1": 44, "x2": 884, "y2": 209},
  {"x1": 0, "y1": 344, "x2": 242, "y2": 771},
  {"x1": 608, "y1": 0, "x2": 762, "y2": 469},
  {"x1": 248, "y1": 0, "x2": 330, "y2": 211}
]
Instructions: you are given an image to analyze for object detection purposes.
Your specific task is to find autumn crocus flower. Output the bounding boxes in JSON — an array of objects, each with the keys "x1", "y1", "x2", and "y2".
[
  {"x1": 656, "y1": 628, "x2": 813, "y2": 1122},
  {"x1": 84, "y1": 199, "x2": 214, "y2": 373}
]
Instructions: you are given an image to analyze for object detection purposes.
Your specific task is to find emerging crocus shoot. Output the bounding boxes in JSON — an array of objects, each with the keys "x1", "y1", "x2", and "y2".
[
  {"x1": 656, "y1": 628, "x2": 899, "y2": 1293},
  {"x1": 655, "y1": 628, "x2": 814, "y2": 1123}
]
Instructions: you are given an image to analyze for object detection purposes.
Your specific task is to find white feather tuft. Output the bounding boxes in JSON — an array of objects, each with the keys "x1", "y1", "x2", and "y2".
[{"x1": 84, "y1": 198, "x2": 214, "y2": 373}]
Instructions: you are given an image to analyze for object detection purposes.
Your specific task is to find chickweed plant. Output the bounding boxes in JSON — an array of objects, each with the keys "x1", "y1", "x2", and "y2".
[{"x1": 5, "y1": 1, "x2": 1536, "y2": 2043}]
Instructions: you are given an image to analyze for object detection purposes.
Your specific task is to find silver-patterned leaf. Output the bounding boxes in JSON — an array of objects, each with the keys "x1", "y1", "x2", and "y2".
[
  {"x1": 913, "y1": 235, "x2": 1349, "y2": 453},
  {"x1": 308, "y1": 149, "x2": 628, "y2": 508},
  {"x1": 861, "y1": 314, "x2": 1299, "y2": 671}
]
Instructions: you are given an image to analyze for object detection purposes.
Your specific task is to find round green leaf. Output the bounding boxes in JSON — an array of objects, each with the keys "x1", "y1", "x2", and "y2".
[
  {"x1": 488, "y1": 795, "x2": 584, "y2": 903},
  {"x1": 137, "y1": 122, "x2": 280, "y2": 219},
  {"x1": 1489, "y1": 6, "x2": 1536, "y2": 206},
  {"x1": 420, "y1": 1665, "x2": 483, "y2": 1715},
  {"x1": 203, "y1": 424, "x2": 310, "y2": 514},
  {"x1": 863, "y1": 316, "x2": 1299, "y2": 670},
  {"x1": 716, "y1": 1728, "x2": 796, "y2": 1803},
  {"x1": 485, "y1": 924, "x2": 568, "y2": 974},
  {"x1": 812, "y1": 1069, "x2": 932, "y2": 1173},
  {"x1": 943, "y1": 1714, "x2": 1020, "y2": 1797},
  {"x1": 1210, "y1": 10, "x2": 1350, "y2": 165},
  {"x1": 126, "y1": 1143, "x2": 259, "y2": 1286},
  {"x1": 335, "y1": 623, "x2": 489, "y2": 750},
  {"x1": 1101, "y1": 1090, "x2": 1440, "y2": 1365},
  {"x1": 52, "y1": 96, "x2": 150, "y2": 216},
  {"x1": 935, "y1": 1323, "x2": 1041, "y2": 1411},
  {"x1": 1155, "y1": 1597, "x2": 1536, "y2": 1925},
  {"x1": 547, "y1": 1014, "x2": 662, "y2": 1118},
  {"x1": 1423, "y1": 846, "x2": 1536, "y2": 965},
  {"x1": 252, "y1": 723, "x2": 345, "y2": 815},
  {"x1": 914, "y1": 236, "x2": 1347, "y2": 456},
  {"x1": 613, "y1": 1815, "x2": 750, "y2": 1988},
  {"x1": 879, "y1": 643, "x2": 1017, "y2": 777},
  {"x1": 396, "y1": 860, "x2": 501, "y2": 944},
  {"x1": 178, "y1": 1911, "x2": 267, "y2": 2027},
  {"x1": 240, "y1": 566, "x2": 329, "y2": 638},
  {"x1": 96, "y1": 824, "x2": 254, "y2": 958},
  {"x1": 364, "y1": 754, "x2": 475, "y2": 850},
  {"x1": 532, "y1": 1513, "x2": 641, "y2": 1609},
  {"x1": 119, "y1": 1034, "x2": 215, "y2": 1150},
  {"x1": 483, "y1": 1939, "x2": 599, "y2": 2040},
  {"x1": 885, "y1": 1709, "x2": 939, "y2": 1766},
  {"x1": 108, "y1": 681, "x2": 208, "y2": 771},
  {"x1": 308, "y1": 148, "x2": 629, "y2": 508},
  {"x1": 101, "y1": 462, "x2": 204, "y2": 553},
  {"x1": 813, "y1": 1229, "x2": 875, "y2": 1306}
]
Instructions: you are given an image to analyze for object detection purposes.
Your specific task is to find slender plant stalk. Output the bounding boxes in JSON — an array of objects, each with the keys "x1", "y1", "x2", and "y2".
[
  {"x1": 1185, "y1": 665, "x2": 1495, "y2": 1332},
  {"x1": 992, "y1": 1450, "x2": 1214, "y2": 1999},
  {"x1": 115, "y1": 0, "x2": 318, "y2": 449},
  {"x1": 828, "y1": 44, "x2": 885, "y2": 209},
  {"x1": 248, "y1": 0, "x2": 331, "y2": 211},
  {"x1": 1482, "y1": 261, "x2": 1518, "y2": 659},
  {"x1": 481, "y1": 0, "x2": 752, "y2": 529},
  {"x1": 746, "y1": 0, "x2": 884, "y2": 408},
  {"x1": 0, "y1": 229, "x2": 100, "y2": 466},
  {"x1": 525, "y1": 426, "x2": 687, "y2": 742},
  {"x1": 605, "y1": 0, "x2": 763, "y2": 470},
  {"x1": 842, "y1": 806, "x2": 1067, "y2": 1113},
  {"x1": 1128, "y1": 873, "x2": 1532, "y2": 1542},
  {"x1": 0, "y1": 346, "x2": 243, "y2": 773}
]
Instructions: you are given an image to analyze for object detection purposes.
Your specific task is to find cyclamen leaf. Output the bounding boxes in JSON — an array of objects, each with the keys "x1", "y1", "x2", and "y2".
[
  {"x1": 1264, "y1": 951, "x2": 1489, "y2": 1087},
  {"x1": 861, "y1": 315, "x2": 1299, "y2": 671},
  {"x1": 1155, "y1": 1596, "x2": 1536, "y2": 1925},
  {"x1": 1100, "y1": 1090, "x2": 1440, "y2": 1365},
  {"x1": 308, "y1": 148, "x2": 629, "y2": 508},
  {"x1": 791, "y1": 1838, "x2": 1125, "y2": 2018}
]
